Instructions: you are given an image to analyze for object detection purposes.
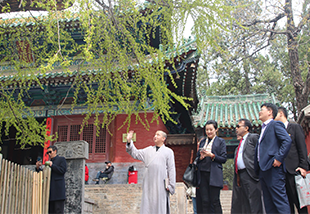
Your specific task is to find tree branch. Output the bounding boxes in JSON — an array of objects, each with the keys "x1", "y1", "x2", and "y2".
[
  {"x1": 256, "y1": 28, "x2": 288, "y2": 35},
  {"x1": 242, "y1": 12, "x2": 286, "y2": 27},
  {"x1": 296, "y1": 10, "x2": 310, "y2": 34},
  {"x1": 306, "y1": 61, "x2": 310, "y2": 93}
]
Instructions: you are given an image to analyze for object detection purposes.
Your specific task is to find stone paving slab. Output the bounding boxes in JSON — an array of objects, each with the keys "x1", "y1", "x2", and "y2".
[{"x1": 187, "y1": 190, "x2": 232, "y2": 214}]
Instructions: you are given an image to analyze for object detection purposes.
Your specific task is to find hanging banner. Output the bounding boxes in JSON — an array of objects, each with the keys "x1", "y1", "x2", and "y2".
[{"x1": 43, "y1": 117, "x2": 52, "y2": 164}]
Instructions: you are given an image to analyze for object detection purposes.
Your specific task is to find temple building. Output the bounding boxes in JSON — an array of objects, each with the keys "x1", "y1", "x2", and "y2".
[{"x1": 0, "y1": 13, "x2": 199, "y2": 183}]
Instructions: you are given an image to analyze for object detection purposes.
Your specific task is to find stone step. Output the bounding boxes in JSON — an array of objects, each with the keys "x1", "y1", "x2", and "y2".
[
  {"x1": 85, "y1": 184, "x2": 232, "y2": 214},
  {"x1": 85, "y1": 183, "x2": 188, "y2": 214},
  {"x1": 187, "y1": 190, "x2": 232, "y2": 214}
]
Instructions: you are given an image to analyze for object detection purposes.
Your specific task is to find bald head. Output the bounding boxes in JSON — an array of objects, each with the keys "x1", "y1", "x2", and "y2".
[
  {"x1": 153, "y1": 130, "x2": 167, "y2": 147},
  {"x1": 159, "y1": 130, "x2": 167, "y2": 139}
]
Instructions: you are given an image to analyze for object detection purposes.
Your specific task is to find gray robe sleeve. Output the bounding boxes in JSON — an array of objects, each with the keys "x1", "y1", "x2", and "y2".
[
  {"x1": 167, "y1": 148, "x2": 176, "y2": 195},
  {"x1": 126, "y1": 140, "x2": 145, "y2": 163}
]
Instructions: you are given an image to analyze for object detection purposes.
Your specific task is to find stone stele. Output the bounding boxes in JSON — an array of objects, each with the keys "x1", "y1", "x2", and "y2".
[{"x1": 54, "y1": 140, "x2": 89, "y2": 214}]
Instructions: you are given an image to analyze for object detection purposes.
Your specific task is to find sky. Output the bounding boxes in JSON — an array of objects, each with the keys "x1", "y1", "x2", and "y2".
[
  {"x1": 0, "y1": 0, "x2": 304, "y2": 40},
  {"x1": 0, "y1": 0, "x2": 304, "y2": 34}
]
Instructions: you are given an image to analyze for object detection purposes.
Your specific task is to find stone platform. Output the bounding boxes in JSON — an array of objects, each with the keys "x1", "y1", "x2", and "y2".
[
  {"x1": 85, "y1": 183, "x2": 232, "y2": 214},
  {"x1": 186, "y1": 190, "x2": 232, "y2": 214}
]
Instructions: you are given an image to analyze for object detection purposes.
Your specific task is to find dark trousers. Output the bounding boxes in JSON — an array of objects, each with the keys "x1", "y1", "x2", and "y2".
[
  {"x1": 95, "y1": 171, "x2": 108, "y2": 184},
  {"x1": 286, "y1": 173, "x2": 308, "y2": 214},
  {"x1": 96, "y1": 171, "x2": 108, "y2": 179},
  {"x1": 231, "y1": 169, "x2": 263, "y2": 214},
  {"x1": 49, "y1": 200, "x2": 65, "y2": 214},
  {"x1": 260, "y1": 166, "x2": 290, "y2": 214},
  {"x1": 196, "y1": 171, "x2": 222, "y2": 214}
]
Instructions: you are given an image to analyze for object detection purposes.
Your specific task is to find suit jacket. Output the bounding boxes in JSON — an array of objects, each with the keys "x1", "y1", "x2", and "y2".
[
  {"x1": 197, "y1": 136, "x2": 227, "y2": 188},
  {"x1": 285, "y1": 122, "x2": 309, "y2": 174},
  {"x1": 235, "y1": 133, "x2": 259, "y2": 181},
  {"x1": 50, "y1": 155, "x2": 67, "y2": 201},
  {"x1": 254, "y1": 120, "x2": 292, "y2": 174}
]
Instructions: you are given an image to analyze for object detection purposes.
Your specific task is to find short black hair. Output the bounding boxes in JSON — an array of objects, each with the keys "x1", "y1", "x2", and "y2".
[
  {"x1": 47, "y1": 145, "x2": 57, "y2": 152},
  {"x1": 261, "y1": 103, "x2": 278, "y2": 119},
  {"x1": 238, "y1": 118, "x2": 252, "y2": 132},
  {"x1": 278, "y1": 106, "x2": 288, "y2": 119},
  {"x1": 205, "y1": 120, "x2": 218, "y2": 130}
]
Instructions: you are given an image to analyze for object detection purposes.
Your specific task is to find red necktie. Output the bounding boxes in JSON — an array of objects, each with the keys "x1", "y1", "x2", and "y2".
[{"x1": 235, "y1": 138, "x2": 243, "y2": 174}]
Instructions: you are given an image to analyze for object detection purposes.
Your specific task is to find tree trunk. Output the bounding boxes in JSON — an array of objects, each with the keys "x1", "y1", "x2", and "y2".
[
  {"x1": 287, "y1": 46, "x2": 308, "y2": 113},
  {"x1": 242, "y1": 42, "x2": 251, "y2": 94},
  {"x1": 286, "y1": 0, "x2": 309, "y2": 114}
]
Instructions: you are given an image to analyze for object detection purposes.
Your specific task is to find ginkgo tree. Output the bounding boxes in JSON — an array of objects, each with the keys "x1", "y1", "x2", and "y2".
[{"x1": 0, "y1": 0, "x2": 235, "y2": 146}]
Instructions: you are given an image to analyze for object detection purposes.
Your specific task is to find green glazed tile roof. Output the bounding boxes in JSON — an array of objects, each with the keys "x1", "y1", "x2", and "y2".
[
  {"x1": 0, "y1": 37, "x2": 198, "y2": 83},
  {"x1": 192, "y1": 93, "x2": 279, "y2": 128}
]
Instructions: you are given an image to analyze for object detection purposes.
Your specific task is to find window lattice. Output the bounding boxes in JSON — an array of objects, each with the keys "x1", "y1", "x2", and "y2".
[
  {"x1": 56, "y1": 121, "x2": 109, "y2": 160},
  {"x1": 83, "y1": 124, "x2": 94, "y2": 153},
  {"x1": 95, "y1": 127, "x2": 106, "y2": 153},
  {"x1": 70, "y1": 125, "x2": 81, "y2": 141},
  {"x1": 58, "y1": 126, "x2": 68, "y2": 142}
]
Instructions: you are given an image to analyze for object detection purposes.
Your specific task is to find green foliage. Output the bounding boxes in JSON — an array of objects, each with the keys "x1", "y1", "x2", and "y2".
[
  {"x1": 197, "y1": 0, "x2": 310, "y2": 119},
  {"x1": 0, "y1": 90, "x2": 54, "y2": 148},
  {"x1": 0, "y1": 0, "x2": 235, "y2": 146},
  {"x1": 223, "y1": 158, "x2": 234, "y2": 189}
]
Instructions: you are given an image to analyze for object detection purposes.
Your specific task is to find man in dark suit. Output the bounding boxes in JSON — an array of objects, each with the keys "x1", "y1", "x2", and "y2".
[
  {"x1": 231, "y1": 119, "x2": 263, "y2": 214},
  {"x1": 275, "y1": 106, "x2": 309, "y2": 214},
  {"x1": 254, "y1": 103, "x2": 292, "y2": 214},
  {"x1": 46, "y1": 145, "x2": 67, "y2": 214}
]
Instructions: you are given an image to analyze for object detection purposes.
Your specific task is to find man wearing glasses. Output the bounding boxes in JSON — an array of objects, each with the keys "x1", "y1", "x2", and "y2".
[
  {"x1": 36, "y1": 145, "x2": 67, "y2": 214},
  {"x1": 231, "y1": 119, "x2": 263, "y2": 214}
]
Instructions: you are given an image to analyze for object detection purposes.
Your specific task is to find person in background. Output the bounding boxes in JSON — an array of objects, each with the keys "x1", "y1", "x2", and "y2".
[
  {"x1": 190, "y1": 136, "x2": 204, "y2": 214},
  {"x1": 85, "y1": 164, "x2": 89, "y2": 185},
  {"x1": 275, "y1": 106, "x2": 309, "y2": 214},
  {"x1": 35, "y1": 156, "x2": 43, "y2": 172},
  {"x1": 93, "y1": 161, "x2": 114, "y2": 184},
  {"x1": 196, "y1": 120, "x2": 227, "y2": 214},
  {"x1": 36, "y1": 145, "x2": 67, "y2": 214},
  {"x1": 186, "y1": 185, "x2": 197, "y2": 214}
]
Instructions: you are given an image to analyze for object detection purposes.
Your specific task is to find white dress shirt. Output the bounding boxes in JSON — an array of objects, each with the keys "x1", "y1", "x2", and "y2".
[
  {"x1": 258, "y1": 119, "x2": 273, "y2": 161},
  {"x1": 236, "y1": 133, "x2": 249, "y2": 170},
  {"x1": 284, "y1": 120, "x2": 288, "y2": 129}
]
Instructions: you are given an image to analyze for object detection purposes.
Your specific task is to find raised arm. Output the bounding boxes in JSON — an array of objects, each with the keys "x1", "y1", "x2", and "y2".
[{"x1": 126, "y1": 130, "x2": 146, "y2": 162}]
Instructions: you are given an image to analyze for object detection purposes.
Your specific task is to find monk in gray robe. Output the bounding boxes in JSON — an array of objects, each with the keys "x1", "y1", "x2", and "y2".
[{"x1": 126, "y1": 130, "x2": 176, "y2": 214}]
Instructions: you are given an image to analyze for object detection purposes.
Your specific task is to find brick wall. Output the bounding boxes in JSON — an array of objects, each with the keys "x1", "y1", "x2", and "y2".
[
  {"x1": 85, "y1": 182, "x2": 187, "y2": 214},
  {"x1": 86, "y1": 145, "x2": 196, "y2": 184},
  {"x1": 113, "y1": 113, "x2": 168, "y2": 163},
  {"x1": 86, "y1": 112, "x2": 196, "y2": 184},
  {"x1": 170, "y1": 144, "x2": 197, "y2": 182}
]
